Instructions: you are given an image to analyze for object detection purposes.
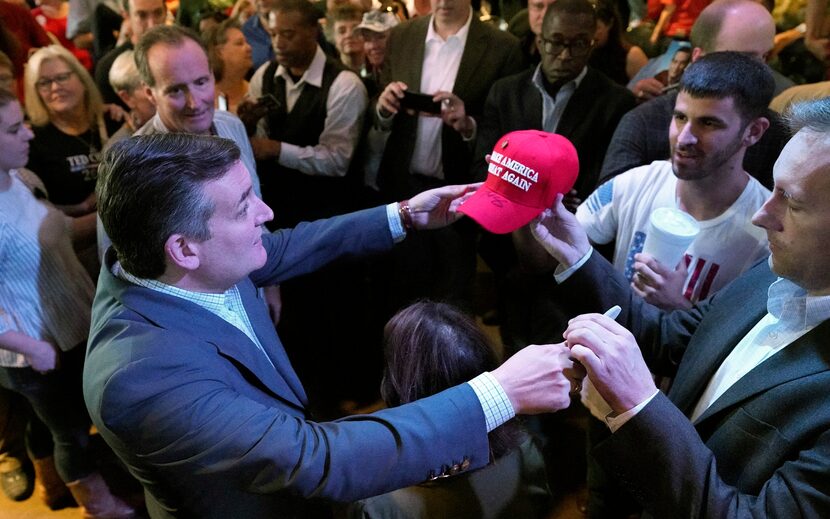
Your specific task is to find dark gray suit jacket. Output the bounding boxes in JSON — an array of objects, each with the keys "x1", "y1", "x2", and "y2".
[
  {"x1": 377, "y1": 15, "x2": 526, "y2": 199},
  {"x1": 559, "y1": 253, "x2": 830, "y2": 517}
]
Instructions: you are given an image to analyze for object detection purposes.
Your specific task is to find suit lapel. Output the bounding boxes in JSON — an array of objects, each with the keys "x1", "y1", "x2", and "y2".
[
  {"x1": 237, "y1": 281, "x2": 308, "y2": 405},
  {"x1": 453, "y1": 18, "x2": 487, "y2": 100},
  {"x1": 695, "y1": 320, "x2": 830, "y2": 424},
  {"x1": 668, "y1": 288, "x2": 767, "y2": 416},
  {"x1": 117, "y1": 277, "x2": 306, "y2": 409},
  {"x1": 556, "y1": 69, "x2": 594, "y2": 137},
  {"x1": 400, "y1": 18, "x2": 428, "y2": 90}
]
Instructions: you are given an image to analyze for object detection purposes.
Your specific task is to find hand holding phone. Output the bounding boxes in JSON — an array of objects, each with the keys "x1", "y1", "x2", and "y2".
[{"x1": 400, "y1": 91, "x2": 442, "y2": 114}]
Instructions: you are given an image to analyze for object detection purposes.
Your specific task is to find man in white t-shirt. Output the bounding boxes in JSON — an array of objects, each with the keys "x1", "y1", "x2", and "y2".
[
  {"x1": 578, "y1": 51, "x2": 774, "y2": 312},
  {"x1": 574, "y1": 51, "x2": 777, "y2": 518}
]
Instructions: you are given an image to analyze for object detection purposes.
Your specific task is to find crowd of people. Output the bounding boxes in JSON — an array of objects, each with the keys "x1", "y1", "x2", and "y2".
[{"x1": 2, "y1": 0, "x2": 830, "y2": 516}]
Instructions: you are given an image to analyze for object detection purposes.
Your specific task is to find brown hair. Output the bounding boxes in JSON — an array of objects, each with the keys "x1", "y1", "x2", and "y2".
[
  {"x1": 203, "y1": 18, "x2": 243, "y2": 83},
  {"x1": 381, "y1": 301, "x2": 525, "y2": 459}
]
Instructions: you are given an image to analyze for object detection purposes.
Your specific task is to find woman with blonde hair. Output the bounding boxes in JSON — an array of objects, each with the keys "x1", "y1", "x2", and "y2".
[{"x1": 24, "y1": 45, "x2": 121, "y2": 277}]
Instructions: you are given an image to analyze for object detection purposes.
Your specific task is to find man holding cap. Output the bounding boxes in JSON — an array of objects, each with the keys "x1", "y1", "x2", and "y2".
[{"x1": 85, "y1": 132, "x2": 583, "y2": 518}]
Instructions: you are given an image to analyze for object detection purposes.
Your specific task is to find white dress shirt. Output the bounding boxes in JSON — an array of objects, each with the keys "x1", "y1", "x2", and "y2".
[
  {"x1": 409, "y1": 9, "x2": 473, "y2": 179},
  {"x1": 249, "y1": 47, "x2": 368, "y2": 177}
]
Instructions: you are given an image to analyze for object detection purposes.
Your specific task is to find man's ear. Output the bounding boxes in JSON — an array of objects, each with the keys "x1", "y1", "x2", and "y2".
[
  {"x1": 116, "y1": 89, "x2": 133, "y2": 110},
  {"x1": 691, "y1": 47, "x2": 704, "y2": 62},
  {"x1": 164, "y1": 234, "x2": 201, "y2": 272},
  {"x1": 743, "y1": 116, "x2": 770, "y2": 148},
  {"x1": 144, "y1": 82, "x2": 158, "y2": 107}
]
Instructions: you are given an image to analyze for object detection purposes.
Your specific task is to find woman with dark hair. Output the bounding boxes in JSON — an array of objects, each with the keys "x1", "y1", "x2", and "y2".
[
  {"x1": 590, "y1": 0, "x2": 648, "y2": 85},
  {"x1": 346, "y1": 301, "x2": 551, "y2": 518},
  {"x1": 204, "y1": 18, "x2": 253, "y2": 113}
]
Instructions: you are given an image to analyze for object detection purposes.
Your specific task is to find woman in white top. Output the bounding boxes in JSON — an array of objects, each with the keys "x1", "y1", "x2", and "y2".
[{"x1": 0, "y1": 89, "x2": 134, "y2": 518}]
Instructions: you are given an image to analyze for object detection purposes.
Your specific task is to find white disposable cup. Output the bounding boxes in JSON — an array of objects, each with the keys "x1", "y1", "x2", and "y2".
[{"x1": 641, "y1": 207, "x2": 700, "y2": 269}]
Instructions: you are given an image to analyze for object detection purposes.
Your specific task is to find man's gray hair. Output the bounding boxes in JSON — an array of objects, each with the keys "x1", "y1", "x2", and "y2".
[{"x1": 786, "y1": 98, "x2": 830, "y2": 135}]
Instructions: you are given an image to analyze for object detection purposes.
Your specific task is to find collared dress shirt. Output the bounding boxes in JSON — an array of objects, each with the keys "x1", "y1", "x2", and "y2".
[
  {"x1": 689, "y1": 274, "x2": 830, "y2": 421},
  {"x1": 530, "y1": 64, "x2": 587, "y2": 133},
  {"x1": 249, "y1": 46, "x2": 368, "y2": 177}
]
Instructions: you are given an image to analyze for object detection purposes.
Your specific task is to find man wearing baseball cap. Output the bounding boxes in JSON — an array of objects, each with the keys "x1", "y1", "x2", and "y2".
[{"x1": 353, "y1": 9, "x2": 398, "y2": 91}]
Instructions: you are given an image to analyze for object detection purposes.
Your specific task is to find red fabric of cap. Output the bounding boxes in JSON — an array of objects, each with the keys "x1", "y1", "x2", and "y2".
[{"x1": 459, "y1": 130, "x2": 579, "y2": 234}]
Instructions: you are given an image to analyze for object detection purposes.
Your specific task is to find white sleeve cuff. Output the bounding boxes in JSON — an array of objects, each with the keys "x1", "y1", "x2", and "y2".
[
  {"x1": 553, "y1": 247, "x2": 594, "y2": 284},
  {"x1": 605, "y1": 389, "x2": 660, "y2": 433},
  {"x1": 386, "y1": 203, "x2": 406, "y2": 243},
  {"x1": 468, "y1": 372, "x2": 516, "y2": 432}
]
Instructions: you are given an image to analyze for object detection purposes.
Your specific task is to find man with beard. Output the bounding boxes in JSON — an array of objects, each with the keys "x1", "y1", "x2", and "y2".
[
  {"x1": 572, "y1": 51, "x2": 774, "y2": 517},
  {"x1": 577, "y1": 52, "x2": 772, "y2": 312}
]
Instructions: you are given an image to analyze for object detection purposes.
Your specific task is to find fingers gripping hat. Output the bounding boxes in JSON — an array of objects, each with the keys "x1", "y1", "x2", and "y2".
[{"x1": 459, "y1": 130, "x2": 579, "y2": 234}]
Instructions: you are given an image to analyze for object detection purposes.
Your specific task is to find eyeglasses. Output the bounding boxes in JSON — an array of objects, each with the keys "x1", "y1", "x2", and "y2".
[
  {"x1": 540, "y1": 38, "x2": 594, "y2": 57},
  {"x1": 35, "y1": 71, "x2": 75, "y2": 91}
]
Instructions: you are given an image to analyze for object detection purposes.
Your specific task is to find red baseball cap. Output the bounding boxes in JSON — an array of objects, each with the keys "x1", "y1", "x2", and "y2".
[{"x1": 459, "y1": 130, "x2": 579, "y2": 234}]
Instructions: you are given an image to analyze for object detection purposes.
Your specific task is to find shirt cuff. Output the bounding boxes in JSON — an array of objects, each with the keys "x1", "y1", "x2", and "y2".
[
  {"x1": 386, "y1": 203, "x2": 407, "y2": 243},
  {"x1": 376, "y1": 105, "x2": 395, "y2": 130},
  {"x1": 605, "y1": 389, "x2": 660, "y2": 433},
  {"x1": 468, "y1": 372, "x2": 516, "y2": 432},
  {"x1": 553, "y1": 247, "x2": 594, "y2": 284},
  {"x1": 461, "y1": 117, "x2": 477, "y2": 142}
]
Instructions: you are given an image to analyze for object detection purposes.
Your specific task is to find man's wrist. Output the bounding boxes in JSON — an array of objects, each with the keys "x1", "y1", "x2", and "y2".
[
  {"x1": 460, "y1": 116, "x2": 476, "y2": 141},
  {"x1": 605, "y1": 389, "x2": 659, "y2": 433},
  {"x1": 398, "y1": 199, "x2": 414, "y2": 232},
  {"x1": 553, "y1": 246, "x2": 594, "y2": 283},
  {"x1": 468, "y1": 372, "x2": 515, "y2": 432}
]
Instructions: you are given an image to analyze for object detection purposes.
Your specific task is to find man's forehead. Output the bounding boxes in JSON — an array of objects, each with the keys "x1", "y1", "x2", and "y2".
[
  {"x1": 777, "y1": 131, "x2": 830, "y2": 193},
  {"x1": 148, "y1": 40, "x2": 209, "y2": 73},
  {"x1": 676, "y1": 91, "x2": 738, "y2": 116},
  {"x1": 545, "y1": 13, "x2": 595, "y2": 34}
]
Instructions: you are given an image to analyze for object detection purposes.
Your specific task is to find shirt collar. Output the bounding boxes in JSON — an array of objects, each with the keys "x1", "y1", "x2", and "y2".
[
  {"x1": 275, "y1": 46, "x2": 326, "y2": 88},
  {"x1": 113, "y1": 261, "x2": 238, "y2": 315},
  {"x1": 425, "y1": 7, "x2": 473, "y2": 45},
  {"x1": 531, "y1": 64, "x2": 587, "y2": 97},
  {"x1": 149, "y1": 114, "x2": 218, "y2": 136},
  {"x1": 767, "y1": 275, "x2": 830, "y2": 330}
]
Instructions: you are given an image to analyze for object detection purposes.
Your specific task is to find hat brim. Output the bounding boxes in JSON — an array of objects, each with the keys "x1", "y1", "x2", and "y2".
[{"x1": 458, "y1": 188, "x2": 544, "y2": 234}]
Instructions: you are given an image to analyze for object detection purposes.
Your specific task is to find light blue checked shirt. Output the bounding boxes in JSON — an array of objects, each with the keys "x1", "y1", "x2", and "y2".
[{"x1": 111, "y1": 203, "x2": 514, "y2": 431}]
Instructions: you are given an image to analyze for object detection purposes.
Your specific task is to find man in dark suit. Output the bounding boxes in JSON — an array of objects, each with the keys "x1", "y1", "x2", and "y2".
[
  {"x1": 531, "y1": 96, "x2": 830, "y2": 517},
  {"x1": 374, "y1": 0, "x2": 525, "y2": 309},
  {"x1": 84, "y1": 133, "x2": 581, "y2": 518}
]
